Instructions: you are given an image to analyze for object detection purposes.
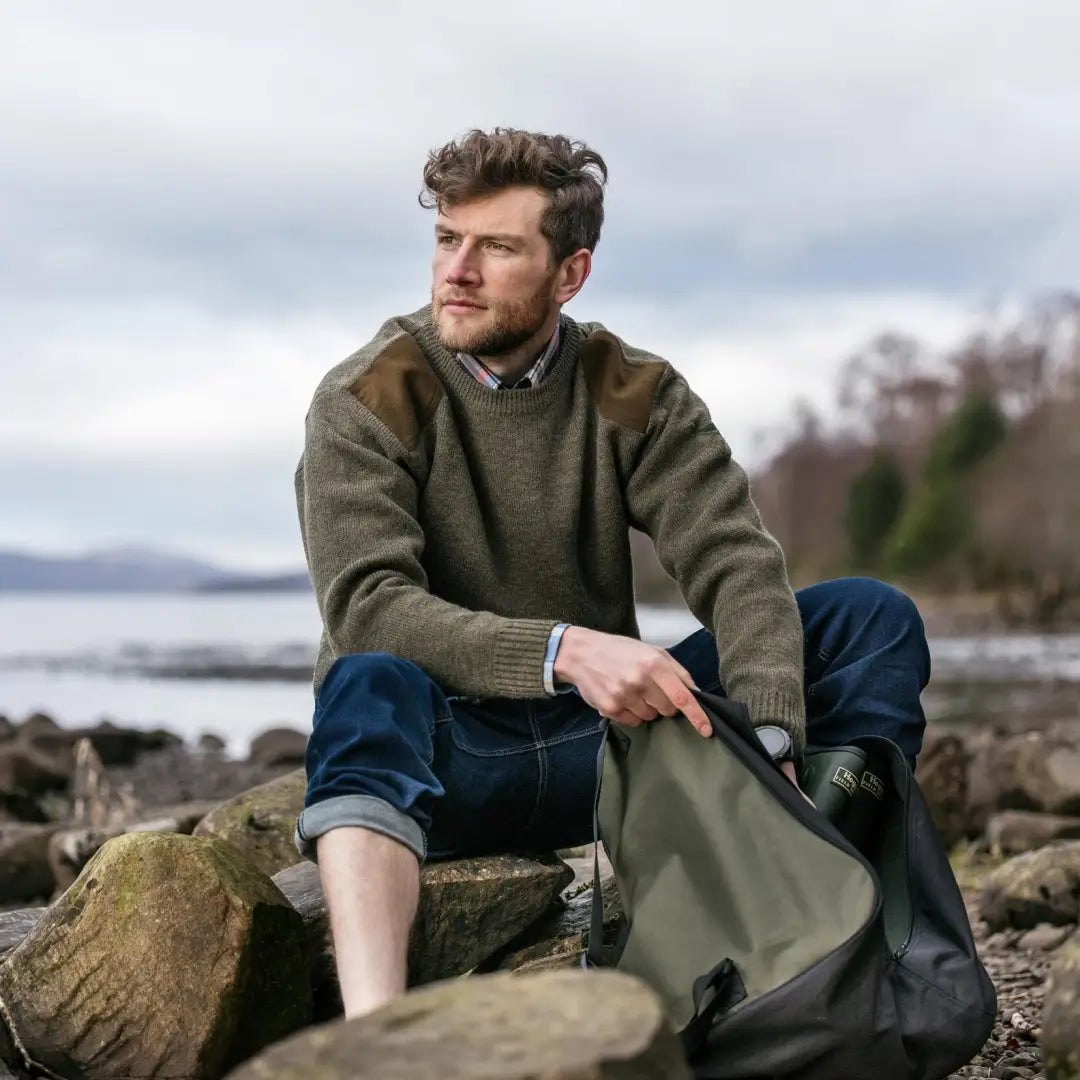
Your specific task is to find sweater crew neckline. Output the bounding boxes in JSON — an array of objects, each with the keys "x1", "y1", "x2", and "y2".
[{"x1": 414, "y1": 312, "x2": 584, "y2": 415}]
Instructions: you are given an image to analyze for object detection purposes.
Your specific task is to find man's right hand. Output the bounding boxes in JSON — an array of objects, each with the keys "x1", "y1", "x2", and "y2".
[{"x1": 553, "y1": 626, "x2": 713, "y2": 737}]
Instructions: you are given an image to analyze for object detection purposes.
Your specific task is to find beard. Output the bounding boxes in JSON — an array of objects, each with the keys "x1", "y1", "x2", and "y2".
[{"x1": 433, "y1": 273, "x2": 558, "y2": 357}]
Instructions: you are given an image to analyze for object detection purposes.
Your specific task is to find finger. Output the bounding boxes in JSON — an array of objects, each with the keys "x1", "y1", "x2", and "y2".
[
  {"x1": 642, "y1": 682, "x2": 680, "y2": 718},
  {"x1": 655, "y1": 668, "x2": 712, "y2": 737},
  {"x1": 622, "y1": 697, "x2": 660, "y2": 723},
  {"x1": 665, "y1": 656, "x2": 699, "y2": 690},
  {"x1": 609, "y1": 709, "x2": 645, "y2": 728}
]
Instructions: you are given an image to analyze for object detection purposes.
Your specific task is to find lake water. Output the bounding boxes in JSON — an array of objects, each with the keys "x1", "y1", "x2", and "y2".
[{"x1": 2, "y1": 594, "x2": 1078, "y2": 756}]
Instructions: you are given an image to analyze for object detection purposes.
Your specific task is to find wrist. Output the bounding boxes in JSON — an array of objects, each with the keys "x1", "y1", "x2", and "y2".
[{"x1": 552, "y1": 625, "x2": 585, "y2": 683}]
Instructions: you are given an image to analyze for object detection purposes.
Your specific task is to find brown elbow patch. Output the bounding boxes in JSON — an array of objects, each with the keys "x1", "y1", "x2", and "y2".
[
  {"x1": 580, "y1": 331, "x2": 666, "y2": 434},
  {"x1": 348, "y1": 334, "x2": 444, "y2": 448}
]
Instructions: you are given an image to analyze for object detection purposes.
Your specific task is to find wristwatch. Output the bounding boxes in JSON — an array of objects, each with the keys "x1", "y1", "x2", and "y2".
[{"x1": 754, "y1": 724, "x2": 795, "y2": 763}]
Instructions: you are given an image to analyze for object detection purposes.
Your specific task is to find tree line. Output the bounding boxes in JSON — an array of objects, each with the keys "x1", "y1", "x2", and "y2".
[{"x1": 748, "y1": 293, "x2": 1080, "y2": 626}]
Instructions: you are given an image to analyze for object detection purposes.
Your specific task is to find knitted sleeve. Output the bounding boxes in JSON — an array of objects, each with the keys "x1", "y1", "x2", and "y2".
[
  {"x1": 298, "y1": 389, "x2": 557, "y2": 697},
  {"x1": 623, "y1": 363, "x2": 807, "y2": 748}
]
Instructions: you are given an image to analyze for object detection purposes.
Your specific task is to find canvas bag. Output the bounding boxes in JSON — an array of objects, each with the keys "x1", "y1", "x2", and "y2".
[{"x1": 586, "y1": 689, "x2": 996, "y2": 1080}]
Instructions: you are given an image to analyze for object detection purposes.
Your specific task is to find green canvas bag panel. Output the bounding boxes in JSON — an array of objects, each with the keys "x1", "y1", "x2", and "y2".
[{"x1": 586, "y1": 690, "x2": 996, "y2": 1080}]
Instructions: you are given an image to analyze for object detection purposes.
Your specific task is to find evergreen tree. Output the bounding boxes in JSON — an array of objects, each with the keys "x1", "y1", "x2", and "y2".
[
  {"x1": 845, "y1": 451, "x2": 906, "y2": 569},
  {"x1": 885, "y1": 390, "x2": 1008, "y2": 577},
  {"x1": 924, "y1": 390, "x2": 1007, "y2": 479}
]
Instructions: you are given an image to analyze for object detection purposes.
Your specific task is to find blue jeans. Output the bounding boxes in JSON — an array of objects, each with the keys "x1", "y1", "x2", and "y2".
[{"x1": 296, "y1": 578, "x2": 931, "y2": 862}]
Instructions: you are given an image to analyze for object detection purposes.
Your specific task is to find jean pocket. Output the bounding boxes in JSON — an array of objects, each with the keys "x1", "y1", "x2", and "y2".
[{"x1": 447, "y1": 702, "x2": 540, "y2": 758}]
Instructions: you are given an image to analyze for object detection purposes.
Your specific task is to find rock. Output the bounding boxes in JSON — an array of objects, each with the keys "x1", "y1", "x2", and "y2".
[
  {"x1": 0, "y1": 832, "x2": 311, "y2": 1080},
  {"x1": 72, "y1": 721, "x2": 142, "y2": 767},
  {"x1": 0, "y1": 910, "x2": 42, "y2": 959},
  {"x1": 224, "y1": 969, "x2": 691, "y2": 1080},
  {"x1": 193, "y1": 768, "x2": 306, "y2": 877},
  {"x1": 70, "y1": 738, "x2": 136, "y2": 828},
  {"x1": 987, "y1": 811, "x2": 1080, "y2": 855},
  {"x1": 969, "y1": 731, "x2": 1080, "y2": 835},
  {"x1": 0, "y1": 793, "x2": 46, "y2": 825},
  {"x1": 198, "y1": 732, "x2": 227, "y2": 753},
  {"x1": 0, "y1": 745, "x2": 69, "y2": 797},
  {"x1": 1043, "y1": 936, "x2": 1080, "y2": 1079},
  {"x1": 915, "y1": 729, "x2": 970, "y2": 846},
  {"x1": 480, "y1": 875, "x2": 624, "y2": 974},
  {"x1": 0, "y1": 825, "x2": 61, "y2": 903},
  {"x1": 1018, "y1": 923, "x2": 1072, "y2": 952},
  {"x1": 135, "y1": 728, "x2": 185, "y2": 754},
  {"x1": 0, "y1": 717, "x2": 15, "y2": 742},
  {"x1": 48, "y1": 801, "x2": 223, "y2": 896},
  {"x1": 15, "y1": 713, "x2": 61, "y2": 742},
  {"x1": 0, "y1": 1013, "x2": 31, "y2": 1080},
  {"x1": 21, "y1": 720, "x2": 146, "y2": 769},
  {"x1": 273, "y1": 852, "x2": 573, "y2": 1017},
  {"x1": 980, "y1": 841, "x2": 1080, "y2": 931},
  {"x1": 127, "y1": 799, "x2": 221, "y2": 835},
  {"x1": 248, "y1": 728, "x2": 308, "y2": 767},
  {"x1": 46, "y1": 826, "x2": 122, "y2": 897}
]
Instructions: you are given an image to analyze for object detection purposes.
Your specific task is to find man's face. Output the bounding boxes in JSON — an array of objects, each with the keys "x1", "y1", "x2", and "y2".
[{"x1": 431, "y1": 186, "x2": 560, "y2": 356}]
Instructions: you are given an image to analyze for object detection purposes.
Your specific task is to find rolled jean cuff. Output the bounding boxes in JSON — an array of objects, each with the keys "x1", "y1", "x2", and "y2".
[{"x1": 294, "y1": 794, "x2": 426, "y2": 862}]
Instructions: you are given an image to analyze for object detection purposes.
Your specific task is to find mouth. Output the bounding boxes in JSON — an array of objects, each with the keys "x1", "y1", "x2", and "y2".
[{"x1": 440, "y1": 298, "x2": 485, "y2": 314}]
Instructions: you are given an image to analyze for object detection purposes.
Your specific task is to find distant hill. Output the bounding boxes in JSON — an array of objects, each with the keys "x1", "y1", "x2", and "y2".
[{"x1": 0, "y1": 546, "x2": 311, "y2": 593}]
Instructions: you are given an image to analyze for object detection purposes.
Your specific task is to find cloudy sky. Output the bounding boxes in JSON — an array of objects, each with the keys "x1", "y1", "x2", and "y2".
[{"x1": 2, "y1": 1, "x2": 1077, "y2": 569}]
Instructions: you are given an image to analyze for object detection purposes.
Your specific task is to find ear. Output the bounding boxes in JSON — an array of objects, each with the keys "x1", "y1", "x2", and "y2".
[{"x1": 554, "y1": 248, "x2": 592, "y2": 305}]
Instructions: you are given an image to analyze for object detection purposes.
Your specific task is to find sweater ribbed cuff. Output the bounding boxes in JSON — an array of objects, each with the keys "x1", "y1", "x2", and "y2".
[
  {"x1": 493, "y1": 619, "x2": 561, "y2": 698},
  {"x1": 744, "y1": 690, "x2": 807, "y2": 755}
]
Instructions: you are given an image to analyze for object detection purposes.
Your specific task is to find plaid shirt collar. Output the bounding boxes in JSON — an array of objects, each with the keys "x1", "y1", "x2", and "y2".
[{"x1": 456, "y1": 320, "x2": 562, "y2": 389}]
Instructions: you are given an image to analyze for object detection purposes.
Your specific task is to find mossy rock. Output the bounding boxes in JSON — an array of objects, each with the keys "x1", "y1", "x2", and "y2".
[
  {"x1": 194, "y1": 769, "x2": 306, "y2": 878},
  {"x1": 1044, "y1": 936, "x2": 1080, "y2": 1079},
  {"x1": 224, "y1": 969, "x2": 690, "y2": 1079},
  {"x1": 0, "y1": 832, "x2": 311, "y2": 1079},
  {"x1": 979, "y1": 840, "x2": 1080, "y2": 931}
]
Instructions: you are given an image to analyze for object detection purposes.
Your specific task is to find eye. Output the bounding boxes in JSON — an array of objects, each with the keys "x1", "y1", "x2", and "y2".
[
  {"x1": 486, "y1": 241, "x2": 510, "y2": 252},
  {"x1": 437, "y1": 234, "x2": 458, "y2": 247}
]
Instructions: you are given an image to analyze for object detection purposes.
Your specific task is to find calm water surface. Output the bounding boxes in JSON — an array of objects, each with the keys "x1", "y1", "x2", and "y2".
[{"x1": 2, "y1": 594, "x2": 1078, "y2": 755}]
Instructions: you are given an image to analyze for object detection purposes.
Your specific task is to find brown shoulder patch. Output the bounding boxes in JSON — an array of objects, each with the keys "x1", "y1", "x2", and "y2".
[
  {"x1": 348, "y1": 334, "x2": 443, "y2": 448},
  {"x1": 580, "y1": 331, "x2": 666, "y2": 434}
]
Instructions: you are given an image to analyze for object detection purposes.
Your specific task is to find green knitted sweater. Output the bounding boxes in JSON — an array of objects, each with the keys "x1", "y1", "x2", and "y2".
[{"x1": 296, "y1": 306, "x2": 806, "y2": 745}]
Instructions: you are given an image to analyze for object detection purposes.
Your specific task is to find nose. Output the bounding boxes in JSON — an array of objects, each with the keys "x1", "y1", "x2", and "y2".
[{"x1": 444, "y1": 244, "x2": 481, "y2": 286}]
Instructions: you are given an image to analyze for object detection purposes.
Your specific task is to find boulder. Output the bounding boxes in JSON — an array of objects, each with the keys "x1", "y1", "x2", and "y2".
[
  {"x1": 0, "y1": 910, "x2": 42, "y2": 959},
  {"x1": 914, "y1": 728, "x2": 969, "y2": 846},
  {"x1": 19, "y1": 720, "x2": 147, "y2": 768},
  {"x1": 968, "y1": 730, "x2": 1080, "y2": 834},
  {"x1": 1043, "y1": 935, "x2": 1080, "y2": 1079},
  {"x1": 0, "y1": 825, "x2": 62, "y2": 903},
  {"x1": 273, "y1": 852, "x2": 573, "y2": 1017},
  {"x1": 248, "y1": 727, "x2": 308, "y2": 767},
  {"x1": 986, "y1": 810, "x2": 1080, "y2": 855},
  {"x1": 193, "y1": 769, "x2": 306, "y2": 878},
  {"x1": 127, "y1": 800, "x2": 221, "y2": 836},
  {"x1": 15, "y1": 713, "x2": 61, "y2": 742},
  {"x1": 0, "y1": 832, "x2": 311, "y2": 1080},
  {"x1": 480, "y1": 874, "x2": 624, "y2": 974},
  {"x1": 980, "y1": 840, "x2": 1080, "y2": 931},
  {"x1": 46, "y1": 827, "x2": 122, "y2": 897},
  {"x1": 198, "y1": 732, "x2": 227, "y2": 753},
  {"x1": 0, "y1": 717, "x2": 15, "y2": 742},
  {"x1": 47, "y1": 802, "x2": 222, "y2": 895},
  {"x1": 0, "y1": 745, "x2": 69, "y2": 797},
  {"x1": 224, "y1": 969, "x2": 691, "y2": 1080}
]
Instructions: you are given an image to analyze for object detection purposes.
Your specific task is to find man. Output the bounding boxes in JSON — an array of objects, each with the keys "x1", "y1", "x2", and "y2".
[{"x1": 294, "y1": 128, "x2": 930, "y2": 1019}]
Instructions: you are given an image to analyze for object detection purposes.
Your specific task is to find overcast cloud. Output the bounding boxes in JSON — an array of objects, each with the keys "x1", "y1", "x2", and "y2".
[{"x1": 2, "y1": 1, "x2": 1078, "y2": 567}]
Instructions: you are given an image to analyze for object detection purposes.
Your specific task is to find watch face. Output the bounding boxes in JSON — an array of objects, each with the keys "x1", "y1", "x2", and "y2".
[{"x1": 756, "y1": 725, "x2": 791, "y2": 760}]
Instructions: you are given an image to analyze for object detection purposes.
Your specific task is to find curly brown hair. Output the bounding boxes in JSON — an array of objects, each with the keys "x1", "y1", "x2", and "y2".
[{"x1": 419, "y1": 128, "x2": 608, "y2": 264}]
